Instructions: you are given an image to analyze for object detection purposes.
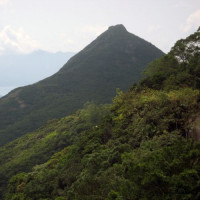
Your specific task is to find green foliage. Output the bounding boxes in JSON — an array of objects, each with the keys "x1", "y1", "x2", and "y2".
[
  {"x1": 120, "y1": 138, "x2": 200, "y2": 200},
  {"x1": 0, "y1": 103, "x2": 109, "y2": 198},
  {"x1": 4, "y1": 86, "x2": 200, "y2": 199},
  {"x1": 0, "y1": 25, "x2": 164, "y2": 147},
  {"x1": 2, "y1": 27, "x2": 200, "y2": 200},
  {"x1": 140, "y1": 27, "x2": 200, "y2": 91}
]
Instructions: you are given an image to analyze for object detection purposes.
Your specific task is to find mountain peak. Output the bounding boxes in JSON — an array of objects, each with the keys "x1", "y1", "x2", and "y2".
[
  {"x1": 105, "y1": 24, "x2": 128, "y2": 36},
  {"x1": 87, "y1": 24, "x2": 129, "y2": 47},
  {"x1": 108, "y1": 24, "x2": 127, "y2": 32},
  {"x1": 0, "y1": 25, "x2": 164, "y2": 146}
]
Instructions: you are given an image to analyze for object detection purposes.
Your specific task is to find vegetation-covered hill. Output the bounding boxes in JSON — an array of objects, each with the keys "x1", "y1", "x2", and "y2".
[
  {"x1": 140, "y1": 27, "x2": 200, "y2": 91},
  {"x1": 0, "y1": 103, "x2": 109, "y2": 198},
  {"x1": 1, "y1": 28, "x2": 200, "y2": 199},
  {"x1": 6, "y1": 88, "x2": 200, "y2": 200},
  {"x1": 0, "y1": 24, "x2": 164, "y2": 146}
]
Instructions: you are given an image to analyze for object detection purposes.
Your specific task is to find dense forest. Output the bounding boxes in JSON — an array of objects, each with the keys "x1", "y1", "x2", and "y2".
[
  {"x1": 0, "y1": 25, "x2": 163, "y2": 147},
  {"x1": 0, "y1": 27, "x2": 200, "y2": 199}
]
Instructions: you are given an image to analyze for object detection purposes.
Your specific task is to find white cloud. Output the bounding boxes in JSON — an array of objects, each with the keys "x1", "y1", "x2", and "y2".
[
  {"x1": 0, "y1": 0, "x2": 9, "y2": 6},
  {"x1": 147, "y1": 25, "x2": 160, "y2": 33},
  {"x1": 184, "y1": 10, "x2": 200, "y2": 32},
  {"x1": 60, "y1": 34, "x2": 75, "y2": 45},
  {"x1": 0, "y1": 26, "x2": 40, "y2": 55},
  {"x1": 81, "y1": 25, "x2": 108, "y2": 36},
  {"x1": 173, "y1": 1, "x2": 188, "y2": 8}
]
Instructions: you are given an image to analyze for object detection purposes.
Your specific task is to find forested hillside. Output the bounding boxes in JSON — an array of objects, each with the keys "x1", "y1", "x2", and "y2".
[
  {"x1": 2, "y1": 28, "x2": 200, "y2": 199},
  {"x1": 0, "y1": 24, "x2": 163, "y2": 147},
  {"x1": 0, "y1": 103, "x2": 109, "y2": 198}
]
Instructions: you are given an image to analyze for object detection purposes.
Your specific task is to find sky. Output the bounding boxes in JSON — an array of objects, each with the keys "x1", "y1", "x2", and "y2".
[{"x1": 0, "y1": 0, "x2": 200, "y2": 55}]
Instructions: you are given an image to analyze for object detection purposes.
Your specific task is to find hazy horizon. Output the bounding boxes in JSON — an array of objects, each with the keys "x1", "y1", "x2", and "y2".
[
  {"x1": 0, "y1": 0, "x2": 200, "y2": 95},
  {"x1": 0, "y1": 51, "x2": 75, "y2": 96}
]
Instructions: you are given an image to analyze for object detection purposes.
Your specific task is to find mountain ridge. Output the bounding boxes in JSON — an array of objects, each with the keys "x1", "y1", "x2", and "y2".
[
  {"x1": 0, "y1": 24, "x2": 164, "y2": 146},
  {"x1": 1, "y1": 27, "x2": 200, "y2": 200}
]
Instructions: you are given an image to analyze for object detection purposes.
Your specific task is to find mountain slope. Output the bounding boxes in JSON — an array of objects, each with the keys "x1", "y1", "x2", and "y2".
[
  {"x1": 0, "y1": 51, "x2": 75, "y2": 96},
  {"x1": 0, "y1": 103, "x2": 109, "y2": 198},
  {"x1": 0, "y1": 24, "x2": 164, "y2": 146},
  {"x1": 6, "y1": 88, "x2": 200, "y2": 200},
  {"x1": 2, "y1": 27, "x2": 200, "y2": 200}
]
